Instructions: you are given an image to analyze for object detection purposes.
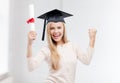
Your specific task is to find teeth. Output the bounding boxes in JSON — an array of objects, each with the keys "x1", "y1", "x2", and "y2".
[
  {"x1": 53, "y1": 35, "x2": 60, "y2": 39},
  {"x1": 53, "y1": 35, "x2": 60, "y2": 37},
  {"x1": 54, "y1": 36, "x2": 59, "y2": 37},
  {"x1": 54, "y1": 35, "x2": 59, "y2": 36}
]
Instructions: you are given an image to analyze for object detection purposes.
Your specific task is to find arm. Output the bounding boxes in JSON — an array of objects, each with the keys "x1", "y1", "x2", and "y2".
[
  {"x1": 27, "y1": 31, "x2": 37, "y2": 58},
  {"x1": 76, "y1": 28, "x2": 97, "y2": 65},
  {"x1": 27, "y1": 31, "x2": 49, "y2": 71},
  {"x1": 27, "y1": 31, "x2": 41, "y2": 71}
]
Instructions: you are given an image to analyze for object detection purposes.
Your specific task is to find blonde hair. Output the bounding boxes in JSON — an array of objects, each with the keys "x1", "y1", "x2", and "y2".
[{"x1": 46, "y1": 22, "x2": 68, "y2": 70}]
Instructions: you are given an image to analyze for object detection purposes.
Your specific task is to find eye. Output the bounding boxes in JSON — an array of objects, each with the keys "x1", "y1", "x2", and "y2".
[
  {"x1": 50, "y1": 27, "x2": 55, "y2": 30},
  {"x1": 57, "y1": 26, "x2": 61, "y2": 29}
]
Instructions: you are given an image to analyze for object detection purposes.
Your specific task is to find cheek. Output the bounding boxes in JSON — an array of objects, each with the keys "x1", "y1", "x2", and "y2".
[
  {"x1": 60, "y1": 28, "x2": 64, "y2": 34},
  {"x1": 50, "y1": 30, "x2": 54, "y2": 35}
]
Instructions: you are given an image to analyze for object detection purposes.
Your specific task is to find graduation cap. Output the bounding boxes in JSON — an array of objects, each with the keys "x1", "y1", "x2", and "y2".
[{"x1": 37, "y1": 9, "x2": 73, "y2": 41}]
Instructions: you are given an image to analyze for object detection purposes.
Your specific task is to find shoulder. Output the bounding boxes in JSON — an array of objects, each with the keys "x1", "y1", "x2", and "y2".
[
  {"x1": 68, "y1": 41, "x2": 78, "y2": 48},
  {"x1": 39, "y1": 45, "x2": 50, "y2": 56},
  {"x1": 41, "y1": 45, "x2": 49, "y2": 51},
  {"x1": 66, "y1": 41, "x2": 79, "y2": 50}
]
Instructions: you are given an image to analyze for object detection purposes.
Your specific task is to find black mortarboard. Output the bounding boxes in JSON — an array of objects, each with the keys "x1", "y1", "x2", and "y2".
[{"x1": 37, "y1": 9, "x2": 73, "y2": 41}]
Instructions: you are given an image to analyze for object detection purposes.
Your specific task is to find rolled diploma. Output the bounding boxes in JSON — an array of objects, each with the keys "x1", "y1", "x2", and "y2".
[{"x1": 29, "y1": 4, "x2": 35, "y2": 31}]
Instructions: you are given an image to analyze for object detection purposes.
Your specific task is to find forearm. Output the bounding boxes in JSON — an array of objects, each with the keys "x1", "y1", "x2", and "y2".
[
  {"x1": 89, "y1": 38, "x2": 95, "y2": 48},
  {"x1": 27, "y1": 42, "x2": 33, "y2": 58}
]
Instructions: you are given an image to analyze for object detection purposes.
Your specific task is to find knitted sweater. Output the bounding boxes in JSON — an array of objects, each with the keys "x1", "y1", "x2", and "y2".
[{"x1": 27, "y1": 42, "x2": 94, "y2": 83}]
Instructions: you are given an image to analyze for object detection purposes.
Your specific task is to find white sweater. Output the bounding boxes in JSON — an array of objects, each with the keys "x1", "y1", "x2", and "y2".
[{"x1": 27, "y1": 42, "x2": 94, "y2": 83}]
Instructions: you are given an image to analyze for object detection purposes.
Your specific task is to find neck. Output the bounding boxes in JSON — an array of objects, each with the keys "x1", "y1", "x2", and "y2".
[{"x1": 56, "y1": 40, "x2": 64, "y2": 46}]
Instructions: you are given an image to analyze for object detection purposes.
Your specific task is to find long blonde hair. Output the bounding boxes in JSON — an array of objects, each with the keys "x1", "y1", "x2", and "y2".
[{"x1": 46, "y1": 22, "x2": 68, "y2": 70}]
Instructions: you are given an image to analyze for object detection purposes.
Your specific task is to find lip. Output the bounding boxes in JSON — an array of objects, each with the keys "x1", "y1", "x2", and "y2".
[
  {"x1": 52, "y1": 34, "x2": 61, "y2": 39},
  {"x1": 53, "y1": 35, "x2": 60, "y2": 39}
]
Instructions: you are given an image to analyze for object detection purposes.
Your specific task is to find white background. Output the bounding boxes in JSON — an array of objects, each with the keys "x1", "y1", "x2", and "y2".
[
  {"x1": 0, "y1": 0, "x2": 9, "y2": 75},
  {"x1": 8, "y1": 0, "x2": 120, "y2": 83}
]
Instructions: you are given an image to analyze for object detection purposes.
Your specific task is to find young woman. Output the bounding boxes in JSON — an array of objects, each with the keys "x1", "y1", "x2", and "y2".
[{"x1": 27, "y1": 9, "x2": 97, "y2": 83}]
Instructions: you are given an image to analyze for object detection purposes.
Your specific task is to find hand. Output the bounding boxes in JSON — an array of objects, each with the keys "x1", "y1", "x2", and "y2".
[
  {"x1": 28, "y1": 31, "x2": 37, "y2": 45},
  {"x1": 89, "y1": 28, "x2": 97, "y2": 40},
  {"x1": 88, "y1": 28, "x2": 97, "y2": 48}
]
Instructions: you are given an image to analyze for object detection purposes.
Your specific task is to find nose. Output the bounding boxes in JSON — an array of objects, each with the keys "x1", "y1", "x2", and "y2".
[{"x1": 54, "y1": 28, "x2": 58, "y2": 33}]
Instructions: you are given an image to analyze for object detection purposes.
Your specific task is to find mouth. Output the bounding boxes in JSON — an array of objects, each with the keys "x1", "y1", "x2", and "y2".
[{"x1": 52, "y1": 34, "x2": 61, "y2": 39}]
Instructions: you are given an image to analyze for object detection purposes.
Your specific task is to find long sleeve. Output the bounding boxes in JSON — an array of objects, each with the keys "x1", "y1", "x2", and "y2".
[
  {"x1": 74, "y1": 44, "x2": 94, "y2": 65},
  {"x1": 27, "y1": 46, "x2": 50, "y2": 71}
]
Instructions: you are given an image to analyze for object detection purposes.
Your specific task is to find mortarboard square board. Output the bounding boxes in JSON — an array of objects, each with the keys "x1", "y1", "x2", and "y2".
[{"x1": 37, "y1": 9, "x2": 73, "y2": 41}]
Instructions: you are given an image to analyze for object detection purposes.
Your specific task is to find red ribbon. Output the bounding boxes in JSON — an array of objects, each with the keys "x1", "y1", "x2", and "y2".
[{"x1": 27, "y1": 18, "x2": 35, "y2": 24}]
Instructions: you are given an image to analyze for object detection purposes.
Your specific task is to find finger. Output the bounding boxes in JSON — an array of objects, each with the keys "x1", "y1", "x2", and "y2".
[
  {"x1": 89, "y1": 28, "x2": 96, "y2": 30},
  {"x1": 29, "y1": 31, "x2": 36, "y2": 35},
  {"x1": 89, "y1": 29, "x2": 97, "y2": 33}
]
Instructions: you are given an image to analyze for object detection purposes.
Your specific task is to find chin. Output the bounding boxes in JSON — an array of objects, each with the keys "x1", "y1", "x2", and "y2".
[
  {"x1": 53, "y1": 37, "x2": 62, "y2": 42},
  {"x1": 53, "y1": 39, "x2": 61, "y2": 42}
]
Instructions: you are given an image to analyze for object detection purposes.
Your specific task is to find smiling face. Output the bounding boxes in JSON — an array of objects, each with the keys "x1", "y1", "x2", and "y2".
[{"x1": 49, "y1": 22, "x2": 64, "y2": 45}]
